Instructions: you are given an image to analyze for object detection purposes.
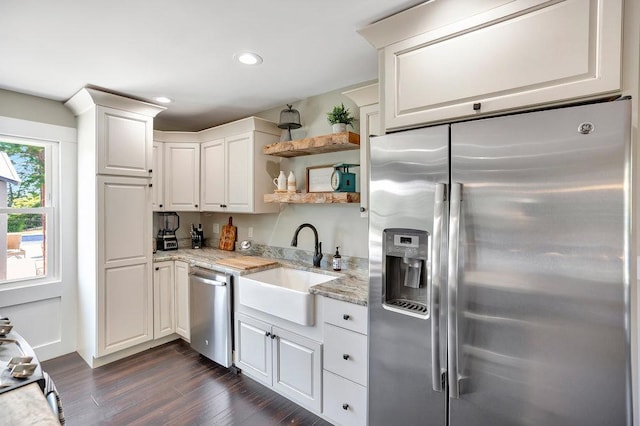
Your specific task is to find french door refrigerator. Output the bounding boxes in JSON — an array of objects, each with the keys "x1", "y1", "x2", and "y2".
[{"x1": 368, "y1": 99, "x2": 632, "y2": 426}]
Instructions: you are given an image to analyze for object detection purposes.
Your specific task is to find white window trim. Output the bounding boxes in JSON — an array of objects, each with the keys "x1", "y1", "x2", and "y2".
[{"x1": 0, "y1": 116, "x2": 74, "y2": 291}]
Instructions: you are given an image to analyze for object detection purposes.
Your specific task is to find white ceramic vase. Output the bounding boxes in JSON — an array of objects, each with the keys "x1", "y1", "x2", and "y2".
[{"x1": 332, "y1": 123, "x2": 347, "y2": 133}]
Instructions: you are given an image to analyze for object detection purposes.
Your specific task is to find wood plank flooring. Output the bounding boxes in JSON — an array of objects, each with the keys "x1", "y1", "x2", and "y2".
[{"x1": 42, "y1": 340, "x2": 332, "y2": 426}]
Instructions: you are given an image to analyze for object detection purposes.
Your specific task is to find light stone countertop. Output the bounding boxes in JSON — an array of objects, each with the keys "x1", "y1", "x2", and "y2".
[
  {"x1": 153, "y1": 246, "x2": 369, "y2": 306},
  {"x1": 0, "y1": 383, "x2": 59, "y2": 426}
]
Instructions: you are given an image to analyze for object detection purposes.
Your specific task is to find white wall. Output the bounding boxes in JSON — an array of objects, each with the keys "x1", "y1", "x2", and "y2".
[
  {"x1": 0, "y1": 89, "x2": 76, "y2": 128},
  {"x1": 0, "y1": 113, "x2": 77, "y2": 361}
]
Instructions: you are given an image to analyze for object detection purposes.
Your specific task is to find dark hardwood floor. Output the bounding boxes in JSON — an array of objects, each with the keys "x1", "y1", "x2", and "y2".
[{"x1": 42, "y1": 340, "x2": 332, "y2": 426}]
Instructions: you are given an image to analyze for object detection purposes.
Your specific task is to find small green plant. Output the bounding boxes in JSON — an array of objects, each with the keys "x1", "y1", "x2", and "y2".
[{"x1": 326, "y1": 103, "x2": 355, "y2": 127}]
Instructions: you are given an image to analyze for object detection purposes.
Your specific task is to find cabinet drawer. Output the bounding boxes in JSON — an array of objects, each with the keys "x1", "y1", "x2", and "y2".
[
  {"x1": 323, "y1": 370, "x2": 367, "y2": 426},
  {"x1": 324, "y1": 297, "x2": 367, "y2": 335},
  {"x1": 324, "y1": 323, "x2": 367, "y2": 386}
]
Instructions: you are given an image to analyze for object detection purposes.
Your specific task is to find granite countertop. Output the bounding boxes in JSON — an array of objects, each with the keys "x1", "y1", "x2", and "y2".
[
  {"x1": 0, "y1": 383, "x2": 59, "y2": 426},
  {"x1": 153, "y1": 247, "x2": 368, "y2": 306}
]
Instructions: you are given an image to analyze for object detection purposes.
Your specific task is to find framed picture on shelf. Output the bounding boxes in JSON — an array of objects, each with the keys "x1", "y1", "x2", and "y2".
[{"x1": 306, "y1": 165, "x2": 334, "y2": 193}]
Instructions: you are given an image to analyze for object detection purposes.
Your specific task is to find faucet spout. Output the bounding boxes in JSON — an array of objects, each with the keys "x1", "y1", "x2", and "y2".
[{"x1": 291, "y1": 223, "x2": 323, "y2": 267}]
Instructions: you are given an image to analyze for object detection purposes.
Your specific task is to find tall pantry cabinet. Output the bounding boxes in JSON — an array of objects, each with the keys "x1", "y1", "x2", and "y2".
[{"x1": 66, "y1": 88, "x2": 165, "y2": 367}]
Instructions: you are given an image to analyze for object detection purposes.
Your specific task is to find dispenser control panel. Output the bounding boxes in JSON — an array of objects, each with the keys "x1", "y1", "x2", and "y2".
[{"x1": 394, "y1": 234, "x2": 420, "y2": 248}]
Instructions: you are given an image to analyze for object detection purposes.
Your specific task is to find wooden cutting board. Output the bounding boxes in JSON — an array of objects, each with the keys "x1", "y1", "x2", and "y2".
[
  {"x1": 215, "y1": 256, "x2": 279, "y2": 270},
  {"x1": 218, "y1": 216, "x2": 237, "y2": 251}
]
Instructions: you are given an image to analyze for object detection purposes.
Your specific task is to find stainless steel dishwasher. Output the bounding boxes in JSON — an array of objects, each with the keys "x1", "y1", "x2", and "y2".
[{"x1": 189, "y1": 267, "x2": 232, "y2": 367}]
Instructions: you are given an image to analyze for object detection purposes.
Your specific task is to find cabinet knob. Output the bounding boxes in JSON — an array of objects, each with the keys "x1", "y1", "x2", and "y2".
[
  {"x1": 270, "y1": 334, "x2": 277, "y2": 340},
  {"x1": 473, "y1": 102, "x2": 482, "y2": 111},
  {"x1": 149, "y1": 169, "x2": 153, "y2": 173},
  {"x1": 155, "y1": 267, "x2": 159, "y2": 271},
  {"x1": 159, "y1": 204, "x2": 163, "y2": 208},
  {"x1": 342, "y1": 403, "x2": 349, "y2": 410},
  {"x1": 148, "y1": 183, "x2": 153, "y2": 188},
  {"x1": 343, "y1": 314, "x2": 350, "y2": 320},
  {"x1": 195, "y1": 204, "x2": 198, "y2": 208},
  {"x1": 360, "y1": 207, "x2": 365, "y2": 212},
  {"x1": 265, "y1": 332, "x2": 271, "y2": 337},
  {"x1": 342, "y1": 354, "x2": 350, "y2": 360}
]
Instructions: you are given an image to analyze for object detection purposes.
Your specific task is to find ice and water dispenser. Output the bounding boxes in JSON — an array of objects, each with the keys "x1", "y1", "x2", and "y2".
[{"x1": 382, "y1": 229, "x2": 430, "y2": 319}]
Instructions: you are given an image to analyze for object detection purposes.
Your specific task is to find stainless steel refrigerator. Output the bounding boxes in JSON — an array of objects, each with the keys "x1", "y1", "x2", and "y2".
[{"x1": 368, "y1": 99, "x2": 633, "y2": 426}]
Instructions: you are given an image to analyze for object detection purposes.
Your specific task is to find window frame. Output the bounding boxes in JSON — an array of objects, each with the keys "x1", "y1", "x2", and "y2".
[{"x1": 0, "y1": 134, "x2": 59, "y2": 286}]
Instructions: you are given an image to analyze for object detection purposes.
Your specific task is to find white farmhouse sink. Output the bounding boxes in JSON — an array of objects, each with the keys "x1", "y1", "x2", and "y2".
[{"x1": 238, "y1": 267, "x2": 337, "y2": 326}]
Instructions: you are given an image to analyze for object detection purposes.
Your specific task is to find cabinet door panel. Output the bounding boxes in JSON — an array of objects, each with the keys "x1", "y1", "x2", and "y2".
[
  {"x1": 164, "y1": 143, "x2": 200, "y2": 211},
  {"x1": 174, "y1": 261, "x2": 190, "y2": 339},
  {"x1": 236, "y1": 313, "x2": 272, "y2": 385},
  {"x1": 385, "y1": 0, "x2": 622, "y2": 129},
  {"x1": 273, "y1": 327, "x2": 322, "y2": 412},
  {"x1": 200, "y1": 139, "x2": 226, "y2": 211},
  {"x1": 100, "y1": 262, "x2": 152, "y2": 355},
  {"x1": 98, "y1": 106, "x2": 152, "y2": 177},
  {"x1": 153, "y1": 261, "x2": 175, "y2": 339},
  {"x1": 226, "y1": 133, "x2": 252, "y2": 212},
  {"x1": 152, "y1": 141, "x2": 164, "y2": 211},
  {"x1": 99, "y1": 176, "x2": 150, "y2": 267}
]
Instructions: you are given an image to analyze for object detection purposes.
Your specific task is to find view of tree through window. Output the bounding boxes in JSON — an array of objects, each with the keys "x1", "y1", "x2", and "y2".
[{"x1": 0, "y1": 141, "x2": 48, "y2": 282}]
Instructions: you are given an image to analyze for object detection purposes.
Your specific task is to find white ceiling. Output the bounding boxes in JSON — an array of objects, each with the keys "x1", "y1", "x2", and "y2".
[{"x1": 0, "y1": 0, "x2": 424, "y2": 131}]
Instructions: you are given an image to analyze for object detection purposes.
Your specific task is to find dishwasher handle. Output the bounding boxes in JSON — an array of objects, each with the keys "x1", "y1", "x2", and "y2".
[{"x1": 190, "y1": 268, "x2": 229, "y2": 286}]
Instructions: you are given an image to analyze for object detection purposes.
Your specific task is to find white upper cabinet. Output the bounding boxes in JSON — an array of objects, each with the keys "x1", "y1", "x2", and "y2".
[
  {"x1": 164, "y1": 142, "x2": 200, "y2": 211},
  {"x1": 200, "y1": 138, "x2": 226, "y2": 211},
  {"x1": 66, "y1": 88, "x2": 163, "y2": 177},
  {"x1": 151, "y1": 141, "x2": 164, "y2": 211},
  {"x1": 359, "y1": 0, "x2": 623, "y2": 130},
  {"x1": 199, "y1": 117, "x2": 281, "y2": 214},
  {"x1": 97, "y1": 106, "x2": 153, "y2": 177},
  {"x1": 343, "y1": 83, "x2": 381, "y2": 218}
]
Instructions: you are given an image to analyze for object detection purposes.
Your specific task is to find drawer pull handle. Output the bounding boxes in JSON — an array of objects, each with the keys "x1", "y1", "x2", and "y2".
[
  {"x1": 343, "y1": 354, "x2": 350, "y2": 360},
  {"x1": 342, "y1": 403, "x2": 349, "y2": 410},
  {"x1": 343, "y1": 314, "x2": 350, "y2": 320}
]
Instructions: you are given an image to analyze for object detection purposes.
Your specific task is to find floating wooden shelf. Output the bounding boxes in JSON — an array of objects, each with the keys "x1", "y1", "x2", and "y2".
[
  {"x1": 263, "y1": 132, "x2": 360, "y2": 158},
  {"x1": 264, "y1": 192, "x2": 360, "y2": 204}
]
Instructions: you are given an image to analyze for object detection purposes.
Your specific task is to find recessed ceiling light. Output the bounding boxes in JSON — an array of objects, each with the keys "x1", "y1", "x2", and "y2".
[
  {"x1": 234, "y1": 51, "x2": 263, "y2": 65},
  {"x1": 154, "y1": 96, "x2": 172, "y2": 104}
]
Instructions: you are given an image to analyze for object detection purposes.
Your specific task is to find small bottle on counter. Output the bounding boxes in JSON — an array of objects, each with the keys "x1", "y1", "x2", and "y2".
[{"x1": 332, "y1": 246, "x2": 342, "y2": 271}]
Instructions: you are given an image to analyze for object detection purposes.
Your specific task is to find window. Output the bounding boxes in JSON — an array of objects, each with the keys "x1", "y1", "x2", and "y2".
[{"x1": 0, "y1": 138, "x2": 57, "y2": 283}]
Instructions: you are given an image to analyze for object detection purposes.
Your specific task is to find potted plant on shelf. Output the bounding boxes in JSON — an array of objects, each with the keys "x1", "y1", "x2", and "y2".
[{"x1": 326, "y1": 103, "x2": 355, "y2": 133}]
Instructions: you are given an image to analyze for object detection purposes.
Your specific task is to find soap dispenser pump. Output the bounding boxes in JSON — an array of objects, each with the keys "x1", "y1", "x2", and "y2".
[{"x1": 332, "y1": 246, "x2": 342, "y2": 271}]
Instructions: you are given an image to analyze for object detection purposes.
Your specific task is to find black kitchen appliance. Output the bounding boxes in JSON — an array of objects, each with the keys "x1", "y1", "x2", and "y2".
[{"x1": 157, "y1": 212, "x2": 179, "y2": 251}]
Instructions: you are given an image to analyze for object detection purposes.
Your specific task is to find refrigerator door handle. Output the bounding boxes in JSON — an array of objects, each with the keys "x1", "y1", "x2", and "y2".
[
  {"x1": 431, "y1": 183, "x2": 445, "y2": 392},
  {"x1": 447, "y1": 182, "x2": 462, "y2": 398}
]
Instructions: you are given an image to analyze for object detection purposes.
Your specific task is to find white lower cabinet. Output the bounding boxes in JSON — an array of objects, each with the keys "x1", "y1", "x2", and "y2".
[
  {"x1": 174, "y1": 261, "x2": 190, "y2": 340},
  {"x1": 152, "y1": 260, "x2": 190, "y2": 340},
  {"x1": 323, "y1": 370, "x2": 368, "y2": 426},
  {"x1": 322, "y1": 297, "x2": 369, "y2": 426},
  {"x1": 98, "y1": 175, "x2": 153, "y2": 357},
  {"x1": 153, "y1": 261, "x2": 175, "y2": 339},
  {"x1": 235, "y1": 313, "x2": 322, "y2": 412}
]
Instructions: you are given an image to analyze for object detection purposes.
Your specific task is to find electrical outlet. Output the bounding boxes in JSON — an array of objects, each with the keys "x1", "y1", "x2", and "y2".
[
  {"x1": 213, "y1": 223, "x2": 220, "y2": 233},
  {"x1": 248, "y1": 227, "x2": 253, "y2": 238}
]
